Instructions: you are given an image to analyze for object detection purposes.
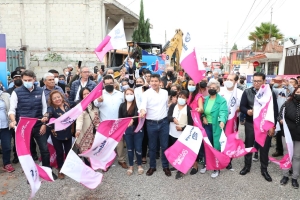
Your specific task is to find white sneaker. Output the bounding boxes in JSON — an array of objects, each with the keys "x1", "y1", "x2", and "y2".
[
  {"x1": 211, "y1": 170, "x2": 220, "y2": 178},
  {"x1": 200, "y1": 167, "x2": 206, "y2": 174}
]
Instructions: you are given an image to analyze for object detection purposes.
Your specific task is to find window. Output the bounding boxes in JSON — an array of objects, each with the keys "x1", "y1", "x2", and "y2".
[
  {"x1": 287, "y1": 47, "x2": 297, "y2": 56},
  {"x1": 267, "y1": 62, "x2": 279, "y2": 75}
]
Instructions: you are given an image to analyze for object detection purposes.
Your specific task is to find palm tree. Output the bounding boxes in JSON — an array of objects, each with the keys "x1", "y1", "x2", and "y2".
[{"x1": 248, "y1": 22, "x2": 284, "y2": 51}]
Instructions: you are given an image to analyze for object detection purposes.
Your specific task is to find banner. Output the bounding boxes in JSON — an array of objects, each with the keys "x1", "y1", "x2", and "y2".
[
  {"x1": 134, "y1": 117, "x2": 145, "y2": 133},
  {"x1": 165, "y1": 125, "x2": 203, "y2": 174},
  {"x1": 48, "y1": 82, "x2": 103, "y2": 131},
  {"x1": 224, "y1": 83, "x2": 238, "y2": 135},
  {"x1": 95, "y1": 19, "x2": 127, "y2": 61},
  {"x1": 253, "y1": 84, "x2": 274, "y2": 147},
  {"x1": 180, "y1": 32, "x2": 205, "y2": 83},
  {"x1": 80, "y1": 118, "x2": 132, "y2": 170},
  {"x1": 61, "y1": 150, "x2": 103, "y2": 189},
  {"x1": 16, "y1": 117, "x2": 54, "y2": 199},
  {"x1": 0, "y1": 34, "x2": 8, "y2": 90}
]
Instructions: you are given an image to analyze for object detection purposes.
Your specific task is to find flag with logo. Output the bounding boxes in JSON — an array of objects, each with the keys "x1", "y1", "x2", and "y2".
[
  {"x1": 95, "y1": 19, "x2": 127, "y2": 61},
  {"x1": 253, "y1": 84, "x2": 274, "y2": 147},
  {"x1": 16, "y1": 117, "x2": 54, "y2": 199},
  {"x1": 222, "y1": 132, "x2": 257, "y2": 158},
  {"x1": 224, "y1": 83, "x2": 238, "y2": 136},
  {"x1": 269, "y1": 108, "x2": 292, "y2": 169},
  {"x1": 79, "y1": 118, "x2": 132, "y2": 170},
  {"x1": 190, "y1": 110, "x2": 206, "y2": 135},
  {"x1": 61, "y1": 150, "x2": 103, "y2": 189},
  {"x1": 134, "y1": 117, "x2": 145, "y2": 133},
  {"x1": 47, "y1": 82, "x2": 103, "y2": 131},
  {"x1": 180, "y1": 32, "x2": 205, "y2": 83},
  {"x1": 165, "y1": 125, "x2": 203, "y2": 174}
]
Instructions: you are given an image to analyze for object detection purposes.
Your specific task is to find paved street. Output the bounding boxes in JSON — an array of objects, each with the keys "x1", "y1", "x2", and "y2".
[{"x1": 0, "y1": 125, "x2": 299, "y2": 200}]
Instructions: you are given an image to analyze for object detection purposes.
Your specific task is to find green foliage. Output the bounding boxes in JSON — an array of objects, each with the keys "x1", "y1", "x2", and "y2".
[
  {"x1": 43, "y1": 52, "x2": 62, "y2": 62},
  {"x1": 248, "y1": 22, "x2": 284, "y2": 51},
  {"x1": 132, "y1": 0, "x2": 151, "y2": 42},
  {"x1": 231, "y1": 43, "x2": 238, "y2": 51}
]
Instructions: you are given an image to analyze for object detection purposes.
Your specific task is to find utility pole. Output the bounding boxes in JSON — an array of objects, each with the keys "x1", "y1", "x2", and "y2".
[{"x1": 269, "y1": 7, "x2": 273, "y2": 40}]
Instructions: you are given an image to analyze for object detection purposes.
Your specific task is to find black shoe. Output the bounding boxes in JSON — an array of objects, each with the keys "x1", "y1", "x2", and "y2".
[
  {"x1": 163, "y1": 168, "x2": 171, "y2": 177},
  {"x1": 175, "y1": 171, "x2": 183, "y2": 180},
  {"x1": 292, "y1": 179, "x2": 299, "y2": 189},
  {"x1": 146, "y1": 168, "x2": 156, "y2": 176},
  {"x1": 280, "y1": 176, "x2": 289, "y2": 185},
  {"x1": 272, "y1": 151, "x2": 283, "y2": 157},
  {"x1": 52, "y1": 172, "x2": 58, "y2": 180},
  {"x1": 261, "y1": 171, "x2": 272, "y2": 182},
  {"x1": 239, "y1": 167, "x2": 250, "y2": 175},
  {"x1": 170, "y1": 167, "x2": 176, "y2": 172},
  {"x1": 226, "y1": 163, "x2": 232, "y2": 170},
  {"x1": 12, "y1": 157, "x2": 19, "y2": 164},
  {"x1": 190, "y1": 167, "x2": 198, "y2": 175},
  {"x1": 32, "y1": 155, "x2": 38, "y2": 161}
]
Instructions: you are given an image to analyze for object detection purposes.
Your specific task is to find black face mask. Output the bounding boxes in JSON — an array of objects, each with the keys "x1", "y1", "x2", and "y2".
[
  {"x1": 105, "y1": 85, "x2": 114, "y2": 92},
  {"x1": 294, "y1": 94, "x2": 300, "y2": 101},
  {"x1": 143, "y1": 85, "x2": 149, "y2": 91},
  {"x1": 200, "y1": 82, "x2": 207, "y2": 88},
  {"x1": 240, "y1": 80, "x2": 245, "y2": 84},
  {"x1": 170, "y1": 90, "x2": 177, "y2": 96},
  {"x1": 167, "y1": 71, "x2": 173, "y2": 78},
  {"x1": 135, "y1": 84, "x2": 143, "y2": 88},
  {"x1": 89, "y1": 75, "x2": 94, "y2": 81},
  {"x1": 14, "y1": 79, "x2": 23, "y2": 87},
  {"x1": 208, "y1": 89, "x2": 217, "y2": 96}
]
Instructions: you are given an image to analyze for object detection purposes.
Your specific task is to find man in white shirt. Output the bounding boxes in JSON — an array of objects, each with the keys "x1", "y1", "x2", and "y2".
[
  {"x1": 94, "y1": 75, "x2": 127, "y2": 169},
  {"x1": 219, "y1": 73, "x2": 243, "y2": 170},
  {"x1": 140, "y1": 74, "x2": 171, "y2": 177}
]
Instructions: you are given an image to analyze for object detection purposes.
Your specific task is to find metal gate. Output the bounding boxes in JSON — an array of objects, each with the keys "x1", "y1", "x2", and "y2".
[{"x1": 6, "y1": 49, "x2": 25, "y2": 72}]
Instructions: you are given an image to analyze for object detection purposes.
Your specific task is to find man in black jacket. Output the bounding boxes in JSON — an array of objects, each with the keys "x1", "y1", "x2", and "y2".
[
  {"x1": 239, "y1": 72, "x2": 278, "y2": 182},
  {"x1": 161, "y1": 66, "x2": 177, "y2": 94}
]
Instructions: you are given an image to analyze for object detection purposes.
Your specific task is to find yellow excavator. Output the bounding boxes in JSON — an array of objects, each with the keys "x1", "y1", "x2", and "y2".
[{"x1": 162, "y1": 29, "x2": 184, "y2": 71}]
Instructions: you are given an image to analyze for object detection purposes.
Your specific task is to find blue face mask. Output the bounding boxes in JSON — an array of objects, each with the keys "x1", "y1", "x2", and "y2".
[
  {"x1": 24, "y1": 81, "x2": 33, "y2": 89},
  {"x1": 58, "y1": 80, "x2": 65, "y2": 85},
  {"x1": 188, "y1": 85, "x2": 196, "y2": 92}
]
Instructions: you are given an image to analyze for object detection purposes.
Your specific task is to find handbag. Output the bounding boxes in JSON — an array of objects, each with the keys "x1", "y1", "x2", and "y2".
[{"x1": 87, "y1": 110, "x2": 96, "y2": 135}]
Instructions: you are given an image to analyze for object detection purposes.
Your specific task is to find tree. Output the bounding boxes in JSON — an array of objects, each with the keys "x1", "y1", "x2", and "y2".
[
  {"x1": 132, "y1": 0, "x2": 151, "y2": 42},
  {"x1": 248, "y1": 22, "x2": 284, "y2": 51},
  {"x1": 231, "y1": 43, "x2": 238, "y2": 51}
]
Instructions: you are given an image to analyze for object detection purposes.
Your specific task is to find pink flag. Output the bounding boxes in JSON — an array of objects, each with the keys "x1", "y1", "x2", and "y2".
[
  {"x1": 203, "y1": 137, "x2": 231, "y2": 170},
  {"x1": 80, "y1": 118, "x2": 132, "y2": 170},
  {"x1": 253, "y1": 84, "x2": 274, "y2": 146},
  {"x1": 269, "y1": 108, "x2": 293, "y2": 169},
  {"x1": 180, "y1": 32, "x2": 205, "y2": 83},
  {"x1": 165, "y1": 125, "x2": 203, "y2": 174},
  {"x1": 16, "y1": 117, "x2": 54, "y2": 199},
  {"x1": 48, "y1": 82, "x2": 103, "y2": 131},
  {"x1": 134, "y1": 117, "x2": 145, "y2": 133},
  {"x1": 224, "y1": 84, "x2": 238, "y2": 136},
  {"x1": 95, "y1": 19, "x2": 127, "y2": 61},
  {"x1": 154, "y1": 60, "x2": 159, "y2": 72},
  {"x1": 222, "y1": 132, "x2": 257, "y2": 158},
  {"x1": 61, "y1": 150, "x2": 103, "y2": 189},
  {"x1": 190, "y1": 110, "x2": 207, "y2": 137}
]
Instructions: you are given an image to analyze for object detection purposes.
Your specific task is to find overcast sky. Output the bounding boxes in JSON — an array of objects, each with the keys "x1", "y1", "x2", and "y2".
[{"x1": 117, "y1": 0, "x2": 300, "y2": 61}]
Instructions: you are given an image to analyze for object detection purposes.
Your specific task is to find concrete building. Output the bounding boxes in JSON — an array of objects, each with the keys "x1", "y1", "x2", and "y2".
[
  {"x1": 229, "y1": 49, "x2": 254, "y2": 75},
  {"x1": 280, "y1": 36, "x2": 300, "y2": 75},
  {"x1": 0, "y1": 0, "x2": 139, "y2": 78}
]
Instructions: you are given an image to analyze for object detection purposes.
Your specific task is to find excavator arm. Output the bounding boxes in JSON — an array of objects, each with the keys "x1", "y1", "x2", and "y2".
[{"x1": 163, "y1": 29, "x2": 183, "y2": 71}]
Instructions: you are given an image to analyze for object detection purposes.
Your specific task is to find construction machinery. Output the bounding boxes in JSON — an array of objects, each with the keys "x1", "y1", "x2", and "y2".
[{"x1": 162, "y1": 29, "x2": 184, "y2": 71}]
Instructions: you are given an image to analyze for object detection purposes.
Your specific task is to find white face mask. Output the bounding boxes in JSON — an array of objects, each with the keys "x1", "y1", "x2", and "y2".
[
  {"x1": 224, "y1": 81, "x2": 234, "y2": 89},
  {"x1": 65, "y1": 71, "x2": 69, "y2": 75},
  {"x1": 177, "y1": 97, "x2": 186, "y2": 105},
  {"x1": 54, "y1": 78, "x2": 59, "y2": 84},
  {"x1": 125, "y1": 94, "x2": 134, "y2": 102}
]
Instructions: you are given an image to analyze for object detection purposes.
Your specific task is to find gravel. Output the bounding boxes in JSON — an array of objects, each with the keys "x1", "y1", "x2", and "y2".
[{"x1": 1, "y1": 125, "x2": 299, "y2": 200}]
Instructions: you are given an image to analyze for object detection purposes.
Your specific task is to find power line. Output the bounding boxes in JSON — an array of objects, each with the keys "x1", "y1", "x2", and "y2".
[
  {"x1": 126, "y1": 0, "x2": 138, "y2": 7},
  {"x1": 232, "y1": 0, "x2": 257, "y2": 42}
]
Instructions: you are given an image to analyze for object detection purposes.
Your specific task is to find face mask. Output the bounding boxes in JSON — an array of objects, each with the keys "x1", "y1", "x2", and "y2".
[
  {"x1": 14, "y1": 79, "x2": 23, "y2": 87},
  {"x1": 122, "y1": 85, "x2": 130, "y2": 91},
  {"x1": 273, "y1": 83, "x2": 279, "y2": 88},
  {"x1": 177, "y1": 97, "x2": 186, "y2": 106},
  {"x1": 125, "y1": 94, "x2": 134, "y2": 102},
  {"x1": 105, "y1": 85, "x2": 114, "y2": 92},
  {"x1": 188, "y1": 85, "x2": 196, "y2": 92},
  {"x1": 54, "y1": 78, "x2": 59, "y2": 84},
  {"x1": 170, "y1": 90, "x2": 177, "y2": 96},
  {"x1": 240, "y1": 80, "x2": 245, "y2": 84},
  {"x1": 65, "y1": 71, "x2": 69, "y2": 75},
  {"x1": 294, "y1": 94, "x2": 300, "y2": 101},
  {"x1": 34, "y1": 81, "x2": 39, "y2": 86},
  {"x1": 23, "y1": 81, "x2": 33, "y2": 89},
  {"x1": 58, "y1": 80, "x2": 65, "y2": 85},
  {"x1": 135, "y1": 84, "x2": 143, "y2": 88},
  {"x1": 200, "y1": 82, "x2": 207, "y2": 88},
  {"x1": 208, "y1": 89, "x2": 217, "y2": 96},
  {"x1": 224, "y1": 81, "x2": 234, "y2": 89},
  {"x1": 167, "y1": 71, "x2": 173, "y2": 77}
]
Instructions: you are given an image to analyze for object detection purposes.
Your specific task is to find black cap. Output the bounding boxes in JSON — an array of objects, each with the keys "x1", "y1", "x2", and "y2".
[{"x1": 11, "y1": 70, "x2": 22, "y2": 79}]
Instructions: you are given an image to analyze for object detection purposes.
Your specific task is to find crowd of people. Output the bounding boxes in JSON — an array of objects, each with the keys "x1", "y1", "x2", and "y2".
[{"x1": 1, "y1": 61, "x2": 300, "y2": 189}]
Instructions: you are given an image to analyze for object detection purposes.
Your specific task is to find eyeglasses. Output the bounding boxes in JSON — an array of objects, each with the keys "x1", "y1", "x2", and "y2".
[
  {"x1": 104, "y1": 83, "x2": 114, "y2": 86},
  {"x1": 208, "y1": 87, "x2": 217, "y2": 90},
  {"x1": 253, "y1": 80, "x2": 263, "y2": 83},
  {"x1": 81, "y1": 71, "x2": 89, "y2": 73}
]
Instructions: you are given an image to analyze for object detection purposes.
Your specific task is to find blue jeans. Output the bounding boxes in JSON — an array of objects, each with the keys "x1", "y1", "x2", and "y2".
[
  {"x1": 123, "y1": 126, "x2": 144, "y2": 166},
  {"x1": 146, "y1": 118, "x2": 169, "y2": 168},
  {"x1": 0, "y1": 128, "x2": 12, "y2": 166},
  {"x1": 31, "y1": 126, "x2": 50, "y2": 167}
]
